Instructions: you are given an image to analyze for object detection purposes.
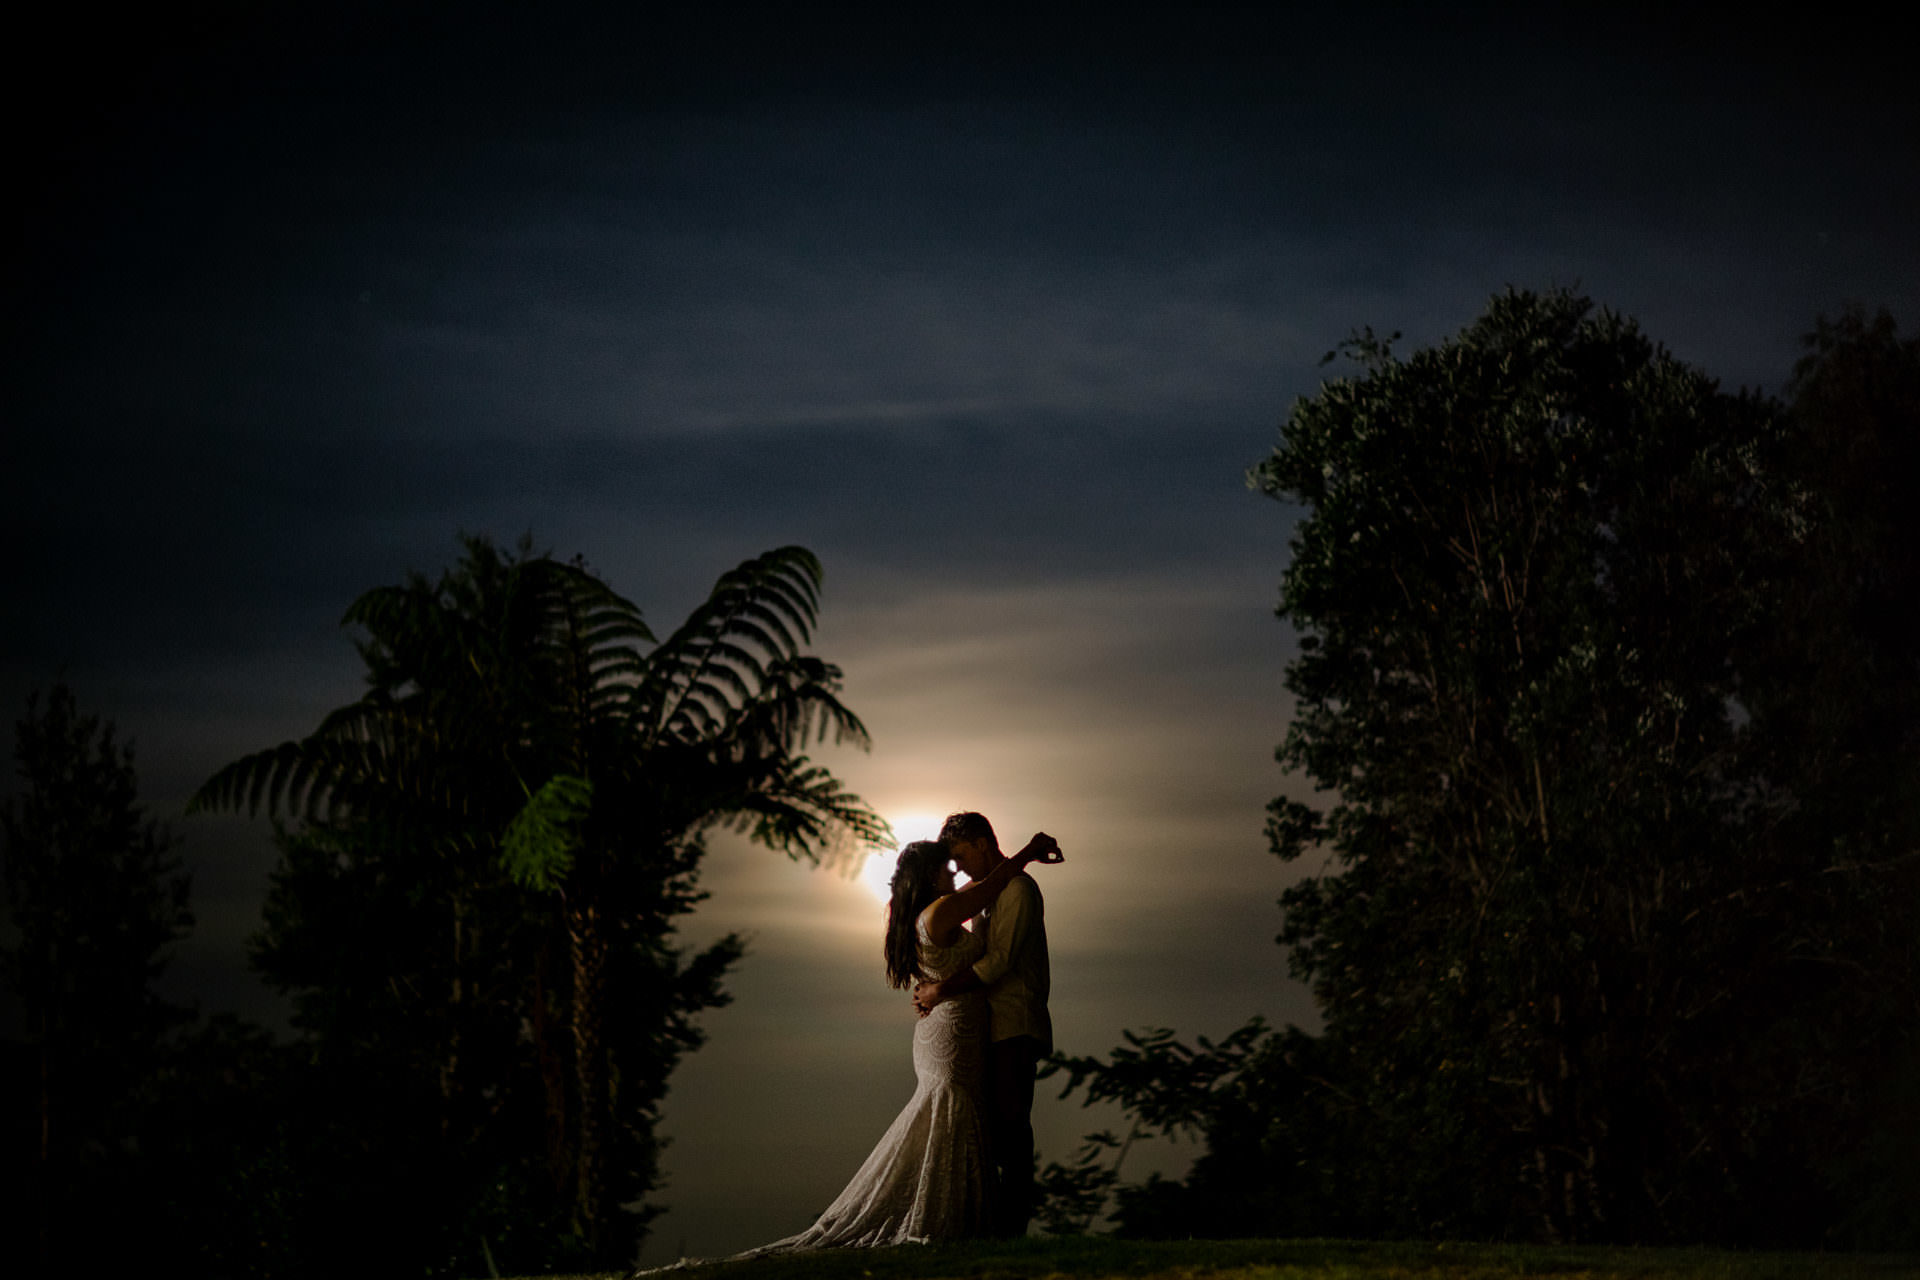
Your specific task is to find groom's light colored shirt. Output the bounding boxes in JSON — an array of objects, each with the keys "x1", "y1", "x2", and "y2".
[{"x1": 972, "y1": 872, "x2": 1051, "y2": 1054}]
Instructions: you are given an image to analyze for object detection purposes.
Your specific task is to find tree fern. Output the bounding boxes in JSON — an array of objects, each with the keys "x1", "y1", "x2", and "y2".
[{"x1": 190, "y1": 536, "x2": 888, "y2": 1268}]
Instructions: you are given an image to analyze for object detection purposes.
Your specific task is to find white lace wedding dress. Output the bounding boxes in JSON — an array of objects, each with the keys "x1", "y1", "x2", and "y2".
[{"x1": 742, "y1": 907, "x2": 992, "y2": 1252}]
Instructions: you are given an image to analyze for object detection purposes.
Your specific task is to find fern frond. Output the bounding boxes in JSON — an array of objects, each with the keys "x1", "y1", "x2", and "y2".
[
  {"x1": 189, "y1": 741, "x2": 317, "y2": 817},
  {"x1": 501, "y1": 773, "x2": 594, "y2": 892},
  {"x1": 200, "y1": 540, "x2": 883, "y2": 913},
  {"x1": 717, "y1": 756, "x2": 893, "y2": 869},
  {"x1": 638, "y1": 547, "x2": 825, "y2": 747},
  {"x1": 732, "y1": 656, "x2": 872, "y2": 753}
]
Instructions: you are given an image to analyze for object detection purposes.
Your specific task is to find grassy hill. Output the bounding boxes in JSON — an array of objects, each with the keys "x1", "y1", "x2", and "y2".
[{"x1": 536, "y1": 1235, "x2": 1920, "y2": 1280}]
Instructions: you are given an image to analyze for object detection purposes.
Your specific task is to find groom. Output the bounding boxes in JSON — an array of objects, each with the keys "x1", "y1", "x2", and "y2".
[{"x1": 913, "y1": 811, "x2": 1052, "y2": 1238}]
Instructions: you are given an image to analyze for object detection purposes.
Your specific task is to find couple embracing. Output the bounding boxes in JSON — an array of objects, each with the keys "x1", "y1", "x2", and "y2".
[{"x1": 751, "y1": 811, "x2": 1060, "y2": 1251}]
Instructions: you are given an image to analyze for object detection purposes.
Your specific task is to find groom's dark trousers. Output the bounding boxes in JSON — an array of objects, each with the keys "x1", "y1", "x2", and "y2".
[{"x1": 986, "y1": 1034, "x2": 1043, "y2": 1237}]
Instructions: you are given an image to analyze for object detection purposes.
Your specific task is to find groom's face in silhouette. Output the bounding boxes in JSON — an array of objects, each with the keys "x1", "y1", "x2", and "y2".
[{"x1": 948, "y1": 835, "x2": 998, "y2": 883}]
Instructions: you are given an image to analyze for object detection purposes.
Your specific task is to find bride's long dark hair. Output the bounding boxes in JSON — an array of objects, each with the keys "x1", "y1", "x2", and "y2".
[{"x1": 884, "y1": 840, "x2": 950, "y2": 989}]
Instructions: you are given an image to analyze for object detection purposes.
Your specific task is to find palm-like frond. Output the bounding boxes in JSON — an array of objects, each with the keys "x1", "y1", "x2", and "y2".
[
  {"x1": 610, "y1": 546, "x2": 888, "y2": 868},
  {"x1": 188, "y1": 711, "x2": 483, "y2": 828},
  {"x1": 713, "y1": 758, "x2": 896, "y2": 867},
  {"x1": 633, "y1": 547, "x2": 827, "y2": 749},
  {"x1": 189, "y1": 737, "x2": 345, "y2": 820},
  {"x1": 713, "y1": 655, "x2": 870, "y2": 768},
  {"x1": 192, "y1": 540, "x2": 887, "y2": 869},
  {"x1": 502, "y1": 774, "x2": 594, "y2": 892},
  {"x1": 188, "y1": 539, "x2": 653, "y2": 835}
]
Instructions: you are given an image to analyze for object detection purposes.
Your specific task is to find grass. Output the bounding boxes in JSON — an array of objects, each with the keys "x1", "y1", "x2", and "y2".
[{"x1": 525, "y1": 1235, "x2": 1920, "y2": 1280}]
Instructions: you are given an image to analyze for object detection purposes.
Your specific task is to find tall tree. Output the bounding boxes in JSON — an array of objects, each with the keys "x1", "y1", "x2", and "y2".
[
  {"x1": 1, "y1": 685, "x2": 193, "y2": 1271},
  {"x1": 1044, "y1": 292, "x2": 1920, "y2": 1248},
  {"x1": 191, "y1": 538, "x2": 890, "y2": 1272},
  {"x1": 1750, "y1": 308, "x2": 1920, "y2": 1246},
  {"x1": 1245, "y1": 290, "x2": 1920, "y2": 1242}
]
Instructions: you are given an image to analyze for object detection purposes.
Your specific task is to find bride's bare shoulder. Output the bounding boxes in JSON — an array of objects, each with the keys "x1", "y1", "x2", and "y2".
[{"x1": 919, "y1": 895, "x2": 962, "y2": 946}]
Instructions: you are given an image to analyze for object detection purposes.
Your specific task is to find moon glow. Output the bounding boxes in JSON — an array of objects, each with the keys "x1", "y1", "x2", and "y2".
[{"x1": 860, "y1": 811, "x2": 949, "y2": 903}]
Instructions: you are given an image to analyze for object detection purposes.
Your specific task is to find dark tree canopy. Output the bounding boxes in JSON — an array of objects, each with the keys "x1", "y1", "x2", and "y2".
[
  {"x1": 1254, "y1": 290, "x2": 1827, "y2": 1241},
  {"x1": 1043, "y1": 292, "x2": 1920, "y2": 1248},
  {"x1": 1, "y1": 685, "x2": 193, "y2": 1271}
]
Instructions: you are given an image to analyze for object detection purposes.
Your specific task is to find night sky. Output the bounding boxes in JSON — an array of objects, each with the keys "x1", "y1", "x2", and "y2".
[{"x1": 5, "y1": 5, "x2": 1916, "y2": 1260}]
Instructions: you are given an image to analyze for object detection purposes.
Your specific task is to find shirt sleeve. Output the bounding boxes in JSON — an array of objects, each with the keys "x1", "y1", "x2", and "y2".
[{"x1": 971, "y1": 874, "x2": 1034, "y2": 987}]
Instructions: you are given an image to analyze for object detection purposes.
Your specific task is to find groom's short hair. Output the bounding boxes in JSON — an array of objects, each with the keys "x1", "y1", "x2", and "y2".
[{"x1": 939, "y1": 811, "x2": 996, "y2": 848}]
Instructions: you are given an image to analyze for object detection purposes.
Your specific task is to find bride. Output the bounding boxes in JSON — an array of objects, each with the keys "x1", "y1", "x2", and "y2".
[{"x1": 743, "y1": 832, "x2": 1062, "y2": 1251}]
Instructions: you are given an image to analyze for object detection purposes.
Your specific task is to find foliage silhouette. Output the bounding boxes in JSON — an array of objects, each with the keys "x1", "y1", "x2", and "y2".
[
  {"x1": 0, "y1": 684, "x2": 194, "y2": 1273},
  {"x1": 189, "y1": 536, "x2": 890, "y2": 1273},
  {"x1": 1042, "y1": 292, "x2": 1920, "y2": 1248}
]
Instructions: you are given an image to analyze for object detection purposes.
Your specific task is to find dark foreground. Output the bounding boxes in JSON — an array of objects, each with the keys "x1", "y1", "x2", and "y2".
[{"x1": 537, "y1": 1236, "x2": 1920, "y2": 1280}]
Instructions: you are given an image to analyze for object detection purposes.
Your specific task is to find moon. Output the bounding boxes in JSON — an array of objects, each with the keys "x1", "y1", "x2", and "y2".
[
  {"x1": 858, "y1": 850, "x2": 895, "y2": 904},
  {"x1": 860, "y1": 811, "x2": 948, "y2": 903}
]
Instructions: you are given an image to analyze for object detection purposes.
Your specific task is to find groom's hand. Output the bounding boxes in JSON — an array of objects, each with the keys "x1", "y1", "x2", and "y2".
[{"x1": 912, "y1": 979, "x2": 943, "y2": 1018}]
